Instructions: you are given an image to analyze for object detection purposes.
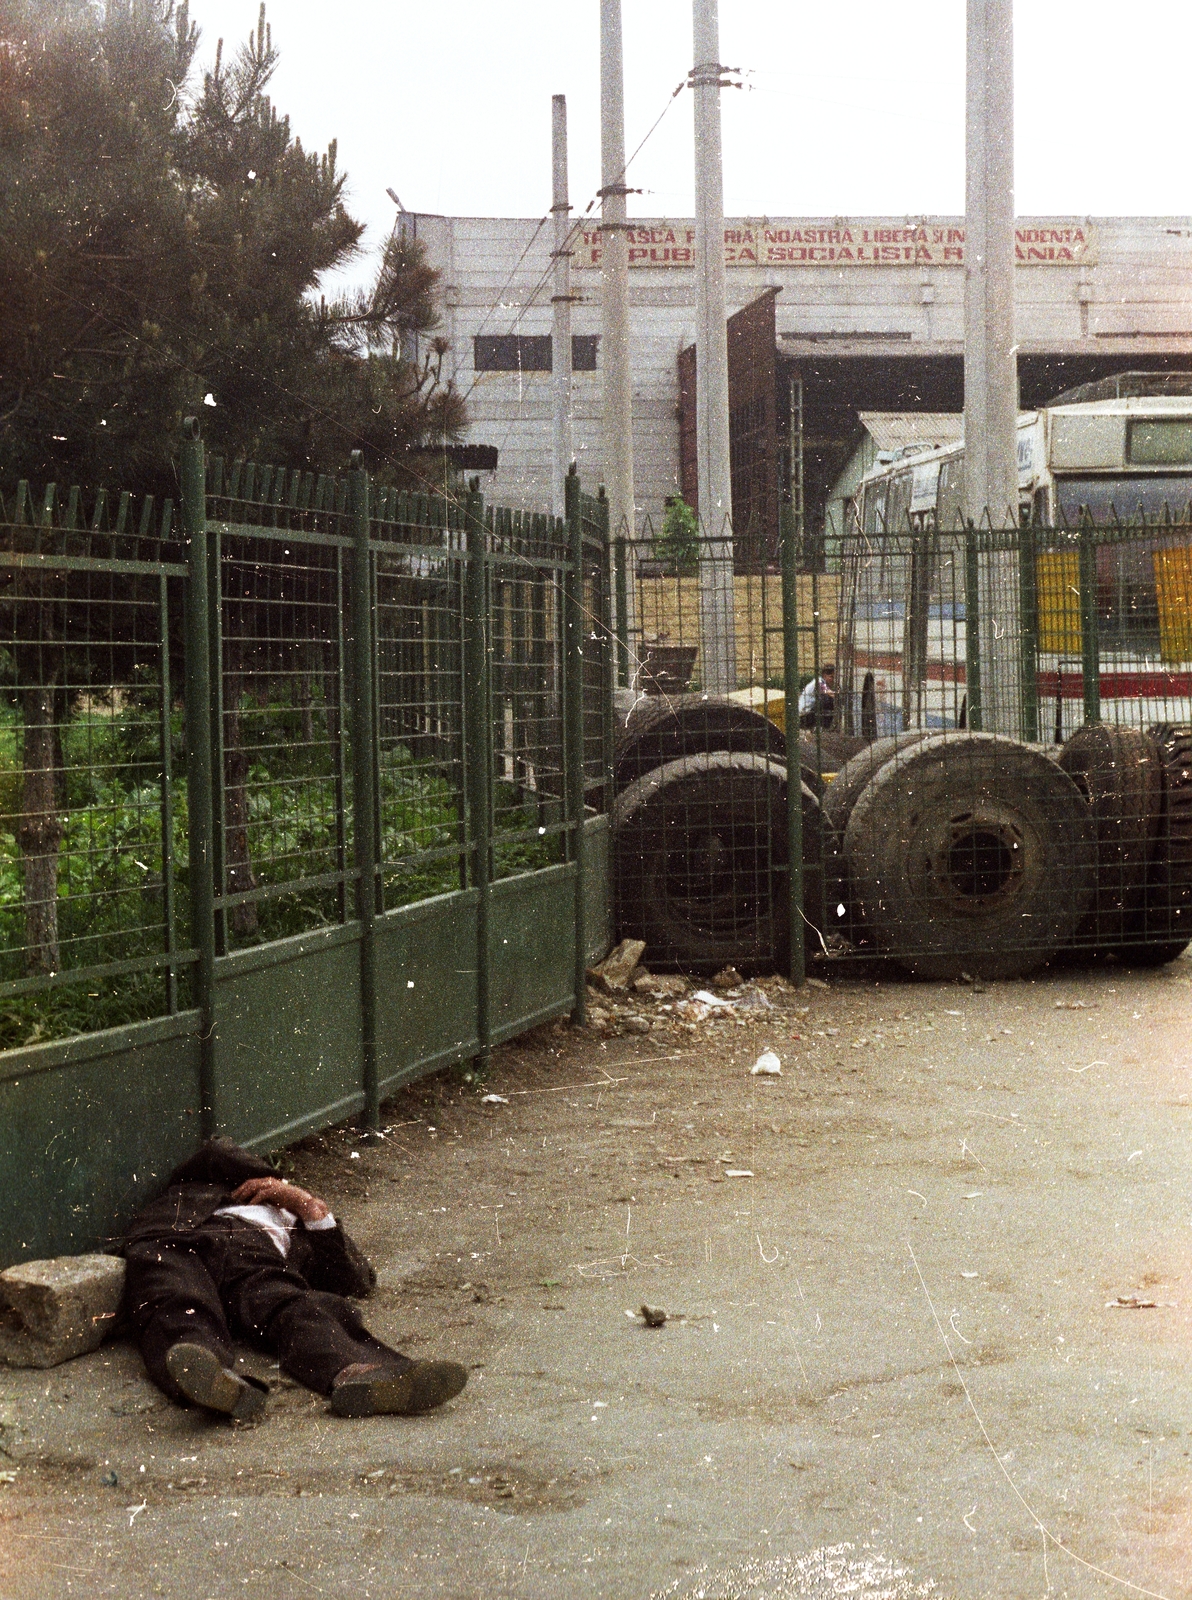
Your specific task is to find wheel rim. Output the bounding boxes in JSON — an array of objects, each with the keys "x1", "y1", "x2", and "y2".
[{"x1": 935, "y1": 814, "x2": 1025, "y2": 906}]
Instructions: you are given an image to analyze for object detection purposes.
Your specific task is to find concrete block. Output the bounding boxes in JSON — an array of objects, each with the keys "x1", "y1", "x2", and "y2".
[
  {"x1": 0, "y1": 1254, "x2": 126, "y2": 1368},
  {"x1": 586, "y1": 938, "x2": 646, "y2": 994}
]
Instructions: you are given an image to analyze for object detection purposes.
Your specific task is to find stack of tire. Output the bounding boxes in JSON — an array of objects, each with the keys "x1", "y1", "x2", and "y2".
[
  {"x1": 823, "y1": 725, "x2": 1192, "y2": 980},
  {"x1": 610, "y1": 694, "x2": 846, "y2": 974}
]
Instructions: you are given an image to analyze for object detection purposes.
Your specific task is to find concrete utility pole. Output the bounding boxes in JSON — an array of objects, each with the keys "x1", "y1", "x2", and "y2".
[
  {"x1": 964, "y1": 0, "x2": 1021, "y2": 733},
  {"x1": 599, "y1": 0, "x2": 636, "y2": 562},
  {"x1": 691, "y1": 0, "x2": 736, "y2": 693},
  {"x1": 550, "y1": 94, "x2": 574, "y2": 520}
]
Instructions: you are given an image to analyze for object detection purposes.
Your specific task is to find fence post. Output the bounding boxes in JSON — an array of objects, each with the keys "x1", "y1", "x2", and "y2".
[
  {"x1": 180, "y1": 420, "x2": 217, "y2": 1137},
  {"x1": 1018, "y1": 519, "x2": 1039, "y2": 742},
  {"x1": 565, "y1": 469, "x2": 588, "y2": 1024},
  {"x1": 349, "y1": 454, "x2": 379, "y2": 1130},
  {"x1": 464, "y1": 490, "x2": 492, "y2": 1069},
  {"x1": 207, "y1": 521, "x2": 227, "y2": 956},
  {"x1": 597, "y1": 490, "x2": 617, "y2": 805},
  {"x1": 1078, "y1": 518, "x2": 1101, "y2": 726},
  {"x1": 964, "y1": 525, "x2": 983, "y2": 732},
  {"x1": 781, "y1": 509, "x2": 805, "y2": 986},
  {"x1": 612, "y1": 494, "x2": 630, "y2": 686}
]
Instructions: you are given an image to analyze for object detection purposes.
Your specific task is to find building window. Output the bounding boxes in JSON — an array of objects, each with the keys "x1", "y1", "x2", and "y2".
[
  {"x1": 474, "y1": 335, "x2": 551, "y2": 372},
  {"x1": 473, "y1": 334, "x2": 600, "y2": 372}
]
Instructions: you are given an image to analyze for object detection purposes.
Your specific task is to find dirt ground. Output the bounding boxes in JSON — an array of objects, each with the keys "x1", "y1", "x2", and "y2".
[{"x1": 4, "y1": 955, "x2": 1192, "y2": 1600}]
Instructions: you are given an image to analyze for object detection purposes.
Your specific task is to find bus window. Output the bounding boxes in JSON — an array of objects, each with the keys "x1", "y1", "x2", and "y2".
[
  {"x1": 1054, "y1": 475, "x2": 1192, "y2": 524},
  {"x1": 1128, "y1": 418, "x2": 1192, "y2": 466}
]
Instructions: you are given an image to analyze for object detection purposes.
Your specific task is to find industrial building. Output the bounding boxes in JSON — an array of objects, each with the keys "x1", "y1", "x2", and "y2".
[{"x1": 414, "y1": 214, "x2": 1192, "y2": 561}]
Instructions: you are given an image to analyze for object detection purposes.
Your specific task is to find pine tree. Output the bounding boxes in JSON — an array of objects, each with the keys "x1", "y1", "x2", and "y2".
[
  {"x1": 0, "y1": 1, "x2": 464, "y2": 491},
  {"x1": 0, "y1": 0, "x2": 464, "y2": 969}
]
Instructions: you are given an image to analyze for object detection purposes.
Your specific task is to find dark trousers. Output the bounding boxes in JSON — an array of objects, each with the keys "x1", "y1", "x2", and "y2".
[{"x1": 124, "y1": 1216, "x2": 401, "y2": 1403}]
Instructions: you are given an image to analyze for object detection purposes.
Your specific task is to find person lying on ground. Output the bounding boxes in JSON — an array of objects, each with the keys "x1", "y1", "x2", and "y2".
[{"x1": 121, "y1": 1138, "x2": 467, "y2": 1422}]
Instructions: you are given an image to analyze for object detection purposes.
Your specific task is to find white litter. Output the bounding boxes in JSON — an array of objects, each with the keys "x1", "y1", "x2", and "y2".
[
  {"x1": 724, "y1": 1169, "x2": 754, "y2": 1178},
  {"x1": 677, "y1": 990, "x2": 738, "y2": 1023},
  {"x1": 481, "y1": 1094, "x2": 509, "y2": 1105},
  {"x1": 751, "y1": 1050, "x2": 783, "y2": 1076}
]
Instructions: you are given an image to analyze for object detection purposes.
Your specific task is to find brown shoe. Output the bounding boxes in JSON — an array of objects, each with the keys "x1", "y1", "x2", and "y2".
[
  {"x1": 330, "y1": 1359, "x2": 468, "y2": 1417},
  {"x1": 165, "y1": 1342, "x2": 268, "y2": 1422}
]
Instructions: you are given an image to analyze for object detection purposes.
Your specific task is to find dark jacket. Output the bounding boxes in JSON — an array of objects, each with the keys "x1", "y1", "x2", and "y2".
[{"x1": 122, "y1": 1139, "x2": 376, "y2": 1299}]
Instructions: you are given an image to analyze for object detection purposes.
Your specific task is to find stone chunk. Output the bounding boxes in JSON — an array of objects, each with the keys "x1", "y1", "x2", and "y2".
[
  {"x1": 632, "y1": 972, "x2": 689, "y2": 1001},
  {"x1": 0, "y1": 1254, "x2": 126, "y2": 1368},
  {"x1": 586, "y1": 938, "x2": 646, "y2": 995}
]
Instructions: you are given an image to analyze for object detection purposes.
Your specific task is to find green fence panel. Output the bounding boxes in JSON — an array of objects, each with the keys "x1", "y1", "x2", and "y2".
[
  {"x1": 0, "y1": 439, "x2": 615, "y2": 1266},
  {"x1": 0, "y1": 1014, "x2": 201, "y2": 1261},
  {"x1": 210, "y1": 926, "x2": 365, "y2": 1151},
  {"x1": 487, "y1": 864, "x2": 578, "y2": 1045},
  {"x1": 373, "y1": 890, "x2": 481, "y2": 1098},
  {"x1": 583, "y1": 814, "x2": 614, "y2": 964}
]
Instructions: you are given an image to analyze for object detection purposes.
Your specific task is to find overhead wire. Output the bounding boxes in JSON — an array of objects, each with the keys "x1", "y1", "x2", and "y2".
[
  {"x1": 456, "y1": 75, "x2": 688, "y2": 420},
  {"x1": 464, "y1": 75, "x2": 688, "y2": 476}
]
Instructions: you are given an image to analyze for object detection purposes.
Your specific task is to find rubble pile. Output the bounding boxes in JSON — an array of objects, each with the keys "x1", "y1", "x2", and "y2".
[{"x1": 584, "y1": 940, "x2": 801, "y2": 1039}]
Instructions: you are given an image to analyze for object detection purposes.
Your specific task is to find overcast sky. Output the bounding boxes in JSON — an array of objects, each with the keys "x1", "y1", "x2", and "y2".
[{"x1": 188, "y1": 1, "x2": 1192, "y2": 279}]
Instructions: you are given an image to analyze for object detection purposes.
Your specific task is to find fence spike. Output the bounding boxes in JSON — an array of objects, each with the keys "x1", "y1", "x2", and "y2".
[
  {"x1": 65, "y1": 486, "x2": 81, "y2": 530},
  {"x1": 90, "y1": 487, "x2": 108, "y2": 530},
  {"x1": 242, "y1": 462, "x2": 257, "y2": 502},
  {"x1": 40, "y1": 484, "x2": 57, "y2": 528},
  {"x1": 160, "y1": 498, "x2": 174, "y2": 539},
  {"x1": 138, "y1": 495, "x2": 155, "y2": 539},
  {"x1": 228, "y1": 459, "x2": 243, "y2": 499},
  {"x1": 115, "y1": 490, "x2": 131, "y2": 535}
]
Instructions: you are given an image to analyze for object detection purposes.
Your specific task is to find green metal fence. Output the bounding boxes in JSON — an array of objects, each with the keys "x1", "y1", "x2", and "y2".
[
  {"x1": 604, "y1": 509, "x2": 1192, "y2": 988},
  {"x1": 800, "y1": 512, "x2": 1192, "y2": 978},
  {"x1": 0, "y1": 431, "x2": 613, "y2": 1264}
]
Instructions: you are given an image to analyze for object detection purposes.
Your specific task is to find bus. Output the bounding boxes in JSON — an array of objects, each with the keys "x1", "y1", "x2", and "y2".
[{"x1": 837, "y1": 373, "x2": 1192, "y2": 739}]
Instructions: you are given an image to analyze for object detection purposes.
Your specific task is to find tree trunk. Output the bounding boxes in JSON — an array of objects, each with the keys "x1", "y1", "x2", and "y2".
[
  {"x1": 222, "y1": 672, "x2": 259, "y2": 937},
  {"x1": 17, "y1": 684, "x2": 64, "y2": 975}
]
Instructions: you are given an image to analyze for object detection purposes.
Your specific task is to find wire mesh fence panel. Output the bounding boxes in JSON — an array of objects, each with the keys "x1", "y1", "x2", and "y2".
[
  {"x1": 610, "y1": 523, "x2": 799, "y2": 972},
  {"x1": 488, "y1": 507, "x2": 569, "y2": 882},
  {"x1": 816, "y1": 513, "x2": 1192, "y2": 978},
  {"x1": 0, "y1": 484, "x2": 189, "y2": 1049},
  {"x1": 579, "y1": 488, "x2": 615, "y2": 809},
  {"x1": 372, "y1": 491, "x2": 468, "y2": 907},
  {"x1": 208, "y1": 463, "x2": 355, "y2": 950},
  {"x1": 1, "y1": 452, "x2": 616, "y2": 1077}
]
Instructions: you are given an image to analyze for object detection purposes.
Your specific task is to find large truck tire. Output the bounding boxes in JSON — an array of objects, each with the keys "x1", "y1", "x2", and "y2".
[
  {"x1": 611, "y1": 751, "x2": 824, "y2": 972},
  {"x1": 1110, "y1": 725, "x2": 1192, "y2": 966},
  {"x1": 843, "y1": 733, "x2": 1096, "y2": 980},
  {"x1": 821, "y1": 731, "x2": 934, "y2": 848},
  {"x1": 613, "y1": 693, "x2": 825, "y2": 798},
  {"x1": 1058, "y1": 724, "x2": 1163, "y2": 948},
  {"x1": 798, "y1": 730, "x2": 870, "y2": 783}
]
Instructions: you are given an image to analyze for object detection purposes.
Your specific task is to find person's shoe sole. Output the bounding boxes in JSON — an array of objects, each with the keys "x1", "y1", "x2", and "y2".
[
  {"x1": 166, "y1": 1342, "x2": 268, "y2": 1422},
  {"x1": 330, "y1": 1359, "x2": 468, "y2": 1418}
]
